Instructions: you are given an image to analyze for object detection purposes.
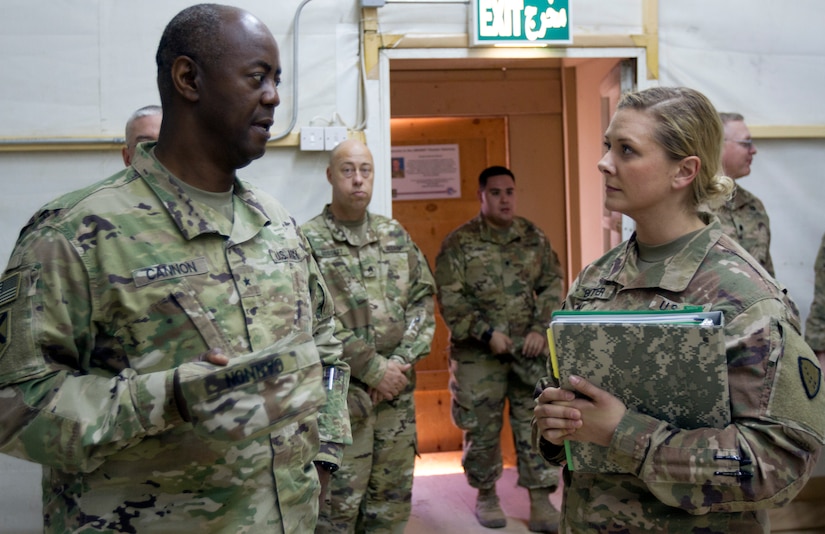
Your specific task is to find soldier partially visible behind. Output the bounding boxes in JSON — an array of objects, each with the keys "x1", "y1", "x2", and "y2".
[
  {"x1": 0, "y1": 4, "x2": 350, "y2": 533},
  {"x1": 714, "y1": 111, "x2": 775, "y2": 276},
  {"x1": 806, "y1": 231, "x2": 825, "y2": 367},
  {"x1": 435, "y1": 165, "x2": 564, "y2": 532},
  {"x1": 303, "y1": 139, "x2": 436, "y2": 533},
  {"x1": 533, "y1": 86, "x2": 825, "y2": 532},
  {"x1": 121, "y1": 104, "x2": 162, "y2": 166}
]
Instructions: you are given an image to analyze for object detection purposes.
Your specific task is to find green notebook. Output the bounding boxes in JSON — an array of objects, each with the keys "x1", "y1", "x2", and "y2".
[{"x1": 546, "y1": 308, "x2": 729, "y2": 473}]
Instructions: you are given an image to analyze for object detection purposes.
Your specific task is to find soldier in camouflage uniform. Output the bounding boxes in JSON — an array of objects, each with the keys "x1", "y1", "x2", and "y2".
[
  {"x1": 0, "y1": 5, "x2": 350, "y2": 533},
  {"x1": 121, "y1": 104, "x2": 161, "y2": 166},
  {"x1": 435, "y1": 166, "x2": 564, "y2": 532},
  {"x1": 534, "y1": 87, "x2": 825, "y2": 533},
  {"x1": 714, "y1": 112, "x2": 775, "y2": 276},
  {"x1": 805, "y1": 232, "x2": 825, "y2": 367},
  {"x1": 302, "y1": 139, "x2": 436, "y2": 534}
]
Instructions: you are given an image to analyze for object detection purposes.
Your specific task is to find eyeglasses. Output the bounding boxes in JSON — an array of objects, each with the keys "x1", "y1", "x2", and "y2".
[{"x1": 725, "y1": 138, "x2": 755, "y2": 149}]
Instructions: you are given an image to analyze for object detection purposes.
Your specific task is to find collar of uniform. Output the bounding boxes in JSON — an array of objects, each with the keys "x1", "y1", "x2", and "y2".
[
  {"x1": 322, "y1": 204, "x2": 377, "y2": 246},
  {"x1": 726, "y1": 183, "x2": 755, "y2": 210},
  {"x1": 134, "y1": 144, "x2": 270, "y2": 241},
  {"x1": 475, "y1": 213, "x2": 523, "y2": 244},
  {"x1": 605, "y1": 213, "x2": 722, "y2": 293}
]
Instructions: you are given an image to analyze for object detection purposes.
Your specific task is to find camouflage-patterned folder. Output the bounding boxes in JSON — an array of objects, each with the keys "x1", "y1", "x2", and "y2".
[{"x1": 547, "y1": 309, "x2": 728, "y2": 473}]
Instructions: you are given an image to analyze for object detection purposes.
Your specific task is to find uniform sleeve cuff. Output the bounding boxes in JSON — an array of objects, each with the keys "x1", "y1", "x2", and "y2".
[
  {"x1": 359, "y1": 354, "x2": 389, "y2": 387},
  {"x1": 133, "y1": 369, "x2": 185, "y2": 433},
  {"x1": 607, "y1": 409, "x2": 660, "y2": 474},
  {"x1": 315, "y1": 442, "x2": 344, "y2": 468}
]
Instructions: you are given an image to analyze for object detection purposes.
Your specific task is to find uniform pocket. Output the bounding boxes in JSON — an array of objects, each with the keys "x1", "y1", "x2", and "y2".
[{"x1": 113, "y1": 279, "x2": 228, "y2": 372}]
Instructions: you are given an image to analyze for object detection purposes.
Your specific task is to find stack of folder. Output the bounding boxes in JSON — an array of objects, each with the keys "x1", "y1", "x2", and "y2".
[{"x1": 546, "y1": 308, "x2": 729, "y2": 472}]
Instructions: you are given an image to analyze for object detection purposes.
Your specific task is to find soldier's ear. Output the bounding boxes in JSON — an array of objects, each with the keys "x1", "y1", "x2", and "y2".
[
  {"x1": 171, "y1": 56, "x2": 200, "y2": 103},
  {"x1": 672, "y1": 156, "x2": 700, "y2": 191}
]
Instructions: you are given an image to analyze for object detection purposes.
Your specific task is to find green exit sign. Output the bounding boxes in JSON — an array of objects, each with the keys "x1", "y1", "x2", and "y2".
[{"x1": 470, "y1": 0, "x2": 571, "y2": 46}]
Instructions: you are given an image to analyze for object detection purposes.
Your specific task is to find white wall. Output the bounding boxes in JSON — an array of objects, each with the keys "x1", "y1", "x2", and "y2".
[
  {"x1": 1, "y1": 1, "x2": 824, "y2": 528},
  {"x1": 0, "y1": 0, "x2": 364, "y2": 259},
  {"x1": 657, "y1": 0, "x2": 825, "y2": 330}
]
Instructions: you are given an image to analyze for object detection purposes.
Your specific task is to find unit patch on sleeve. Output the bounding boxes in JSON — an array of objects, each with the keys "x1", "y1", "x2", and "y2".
[{"x1": 799, "y1": 356, "x2": 822, "y2": 399}]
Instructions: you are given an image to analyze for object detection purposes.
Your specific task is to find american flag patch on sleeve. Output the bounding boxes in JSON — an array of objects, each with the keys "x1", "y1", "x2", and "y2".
[{"x1": 0, "y1": 273, "x2": 21, "y2": 308}]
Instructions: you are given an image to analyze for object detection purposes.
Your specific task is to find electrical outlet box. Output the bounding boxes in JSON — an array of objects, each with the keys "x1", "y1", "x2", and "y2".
[
  {"x1": 300, "y1": 127, "x2": 325, "y2": 151},
  {"x1": 324, "y1": 127, "x2": 348, "y2": 150}
]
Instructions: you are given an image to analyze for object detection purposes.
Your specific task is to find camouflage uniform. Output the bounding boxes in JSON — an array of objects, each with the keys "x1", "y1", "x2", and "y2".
[
  {"x1": 805, "y1": 231, "x2": 825, "y2": 352},
  {"x1": 435, "y1": 214, "x2": 564, "y2": 492},
  {"x1": 302, "y1": 206, "x2": 436, "y2": 534},
  {"x1": 0, "y1": 143, "x2": 351, "y2": 533},
  {"x1": 533, "y1": 215, "x2": 825, "y2": 533},
  {"x1": 715, "y1": 184, "x2": 775, "y2": 276}
]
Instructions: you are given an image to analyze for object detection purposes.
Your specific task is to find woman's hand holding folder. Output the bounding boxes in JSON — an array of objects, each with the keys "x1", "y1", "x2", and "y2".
[{"x1": 534, "y1": 375, "x2": 627, "y2": 448}]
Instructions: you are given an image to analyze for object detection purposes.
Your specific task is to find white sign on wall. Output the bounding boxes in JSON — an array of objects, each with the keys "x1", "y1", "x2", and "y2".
[
  {"x1": 391, "y1": 144, "x2": 461, "y2": 200},
  {"x1": 470, "y1": 0, "x2": 571, "y2": 46}
]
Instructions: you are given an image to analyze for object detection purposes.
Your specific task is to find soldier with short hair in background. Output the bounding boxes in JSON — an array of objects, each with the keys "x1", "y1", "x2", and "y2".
[
  {"x1": 435, "y1": 165, "x2": 564, "y2": 532},
  {"x1": 121, "y1": 104, "x2": 162, "y2": 166},
  {"x1": 0, "y1": 5, "x2": 350, "y2": 532},
  {"x1": 303, "y1": 139, "x2": 436, "y2": 533},
  {"x1": 714, "y1": 111, "x2": 775, "y2": 276}
]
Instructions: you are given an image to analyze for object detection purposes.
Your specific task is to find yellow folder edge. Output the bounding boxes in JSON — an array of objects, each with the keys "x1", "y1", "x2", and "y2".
[{"x1": 545, "y1": 327, "x2": 574, "y2": 469}]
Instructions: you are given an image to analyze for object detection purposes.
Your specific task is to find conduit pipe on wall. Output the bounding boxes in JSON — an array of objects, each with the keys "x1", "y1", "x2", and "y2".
[
  {"x1": 0, "y1": 0, "x2": 316, "y2": 152},
  {"x1": 0, "y1": 138, "x2": 124, "y2": 152},
  {"x1": 0, "y1": 135, "x2": 303, "y2": 153},
  {"x1": 270, "y1": 0, "x2": 315, "y2": 141}
]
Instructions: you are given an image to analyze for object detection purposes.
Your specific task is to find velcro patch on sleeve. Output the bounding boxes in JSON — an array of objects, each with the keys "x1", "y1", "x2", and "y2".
[{"x1": 767, "y1": 324, "x2": 825, "y2": 444}]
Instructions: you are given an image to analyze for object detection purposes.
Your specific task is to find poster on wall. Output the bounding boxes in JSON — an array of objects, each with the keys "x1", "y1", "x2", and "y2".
[{"x1": 391, "y1": 144, "x2": 461, "y2": 200}]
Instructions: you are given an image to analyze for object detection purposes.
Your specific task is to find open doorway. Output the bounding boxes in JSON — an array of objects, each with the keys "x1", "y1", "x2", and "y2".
[{"x1": 391, "y1": 116, "x2": 511, "y2": 456}]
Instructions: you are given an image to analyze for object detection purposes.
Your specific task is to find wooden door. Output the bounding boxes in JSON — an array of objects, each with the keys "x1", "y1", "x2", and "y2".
[{"x1": 392, "y1": 117, "x2": 516, "y2": 462}]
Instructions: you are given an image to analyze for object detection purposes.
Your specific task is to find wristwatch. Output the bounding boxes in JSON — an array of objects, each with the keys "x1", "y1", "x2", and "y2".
[{"x1": 481, "y1": 327, "x2": 495, "y2": 344}]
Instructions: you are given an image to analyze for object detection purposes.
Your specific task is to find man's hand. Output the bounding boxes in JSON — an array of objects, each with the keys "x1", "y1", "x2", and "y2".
[
  {"x1": 174, "y1": 348, "x2": 229, "y2": 422},
  {"x1": 315, "y1": 463, "x2": 332, "y2": 514},
  {"x1": 534, "y1": 375, "x2": 626, "y2": 447},
  {"x1": 521, "y1": 331, "x2": 547, "y2": 358},
  {"x1": 489, "y1": 330, "x2": 513, "y2": 355},
  {"x1": 371, "y1": 360, "x2": 411, "y2": 403},
  {"x1": 197, "y1": 348, "x2": 229, "y2": 366}
]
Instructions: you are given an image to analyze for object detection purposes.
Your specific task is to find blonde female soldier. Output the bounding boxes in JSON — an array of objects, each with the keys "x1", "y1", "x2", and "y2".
[{"x1": 533, "y1": 86, "x2": 825, "y2": 532}]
